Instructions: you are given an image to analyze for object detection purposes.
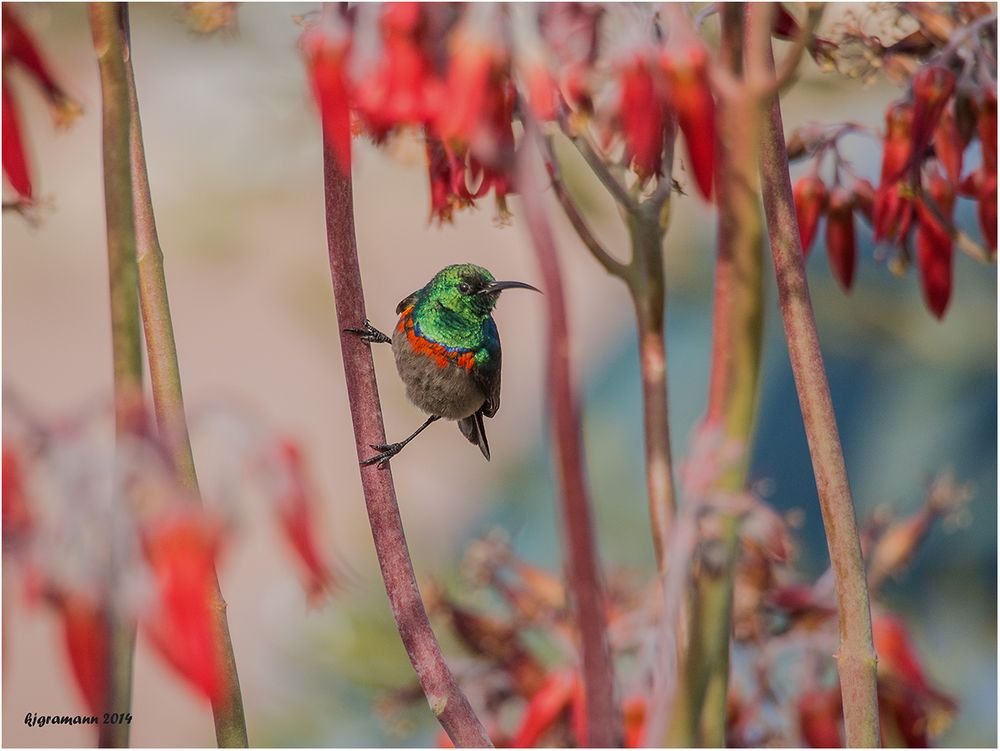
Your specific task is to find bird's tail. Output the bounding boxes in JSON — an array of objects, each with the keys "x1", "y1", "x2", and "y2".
[{"x1": 457, "y1": 410, "x2": 490, "y2": 461}]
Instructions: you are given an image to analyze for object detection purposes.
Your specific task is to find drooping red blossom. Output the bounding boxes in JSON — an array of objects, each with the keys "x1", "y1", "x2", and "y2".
[
  {"x1": 302, "y1": 19, "x2": 353, "y2": 174},
  {"x1": 978, "y1": 86, "x2": 997, "y2": 175},
  {"x1": 978, "y1": 170, "x2": 997, "y2": 251},
  {"x1": 825, "y1": 186, "x2": 857, "y2": 291},
  {"x1": 873, "y1": 614, "x2": 956, "y2": 746},
  {"x1": 798, "y1": 687, "x2": 843, "y2": 747},
  {"x1": 51, "y1": 591, "x2": 109, "y2": 716},
  {"x1": 270, "y1": 439, "x2": 338, "y2": 605},
  {"x1": 522, "y1": 61, "x2": 558, "y2": 122},
  {"x1": 622, "y1": 695, "x2": 646, "y2": 748},
  {"x1": 425, "y1": 135, "x2": 472, "y2": 223},
  {"x1": 141, "y1": 511, "x2": 225, "y2": 703},
  {"x1": 933, "y1": 106, "x2": 964, "y2": 184},
  {"x1": 616, "y1": 56, "x2": 667, "y2": 182},
  {"x1": 908, "y1": 65, "x2": 957, "y2": 177},
  {"x1": 2, "y1": 79, "x2": 32, "y2": 199},
  {"x1": 661, "y1": 37, "x2": 716, "y2": 199},
  {"x1": 353, "y1": 3, "x2": 444, "y2": 140},
  {"x1": 511, "y1": 671, "x2": 579, "y2": 747},
  {"x1": 915, "y1": 168, "x2": 955, "y2": 318},
  {"x1": 2, "y1": 443, "x2": 33, "y2": 544},
  {"x1": 435, "y1": 24, "x2": 508, "y2": 160},
  {"x1": 874, "y1": 101, "x2": 915, "y2": 243},
  {"x1": 793, "y1": 174, "x2": 828, "y2": 256}
]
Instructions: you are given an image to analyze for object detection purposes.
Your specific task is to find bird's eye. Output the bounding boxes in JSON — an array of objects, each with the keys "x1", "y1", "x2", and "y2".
[{"x1": 458, "y1": 282, "x2": 471, "y2": 294}]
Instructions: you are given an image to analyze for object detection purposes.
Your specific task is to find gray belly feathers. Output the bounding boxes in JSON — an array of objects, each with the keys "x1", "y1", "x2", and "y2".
[{"x1": 392, "y1": 330, "x2": 485, "y2": 420}]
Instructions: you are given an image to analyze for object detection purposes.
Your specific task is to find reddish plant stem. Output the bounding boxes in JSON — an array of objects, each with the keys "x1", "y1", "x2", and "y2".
[
  {"x1": 321, "y1": 134, "x2": 490, "y2": 748},
  {"x1": 121, "y1": 10, "x2": 248, "y2": 745},
  {"x1": 89, "y1": 5, "x2": 141, "y2": 745},
  {"x1": 517, "y1": 122, "x2": 621, "y2": 748},
  {"x1": 752, "y1": 7, "x2": 880, "y2": 747}
]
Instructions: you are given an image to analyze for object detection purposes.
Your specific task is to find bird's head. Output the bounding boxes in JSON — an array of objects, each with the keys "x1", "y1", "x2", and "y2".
[{"x1": 424, "y1": 264, "x2": 540, "y2": 322}]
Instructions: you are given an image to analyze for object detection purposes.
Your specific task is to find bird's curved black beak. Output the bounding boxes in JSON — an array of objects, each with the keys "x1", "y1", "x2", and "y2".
[{"x1": 478, "y1": 280, "x2": 542, "y2": 295}]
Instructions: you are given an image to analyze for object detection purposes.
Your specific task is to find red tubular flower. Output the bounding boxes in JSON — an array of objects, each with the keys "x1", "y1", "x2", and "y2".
[
  {"x1": 523, "y1": 61, "x2": 557, "y2": 122},
  {"x1": 353, "y1": 3, "x2": 443, "y2": 140},
  {"x1": 915, "y1": 169, "x2": 955, "y2": 318},
  {"x1": 271, "y1": 439, "x2": 337, "y2": 605},
  {"x1": 511, "y1": 671, "x2": 577, "y2": 747},
  {"x1": 793, "y1": 174, "x2": 828, "y2": 256},
  {"x1": 661, "y1": 40, "x2": 716, "y2": 199},
  {"x1": 51, "y1": 591, "x2": 109, "y2": 716},
  {"x1": 617, "y1": 56, "x2": 667, "y2": 182},
  {"x1": 909, "y1": 64, "x2": 957, "y2": 175},
  {"x1": 623, "y1": 695, "x2": 646, "y2": 748},
  {"x1": 141, "y1": 511, "x2": 225, "y2": 703},
  {"x1": 933, "y1": 107, "x2": 964, "y2": 184},
  {"x1": 874, "y1": 101, "x2": 915, "y2": 242},
  {"x1": 2, "y1": 442, "x2": 32, "y2": 544},
  {"x1": 798, "y1": 687, "x2": 843, "y2": 747},
  {"x1": 825, "y1": 186, "x2": 857, "y2": 291},
  {"x1": 979, "y1": 171, "x2": 997, "y2": 251},
  {"x1": 979, "y1": 86, "x2": 997, "y2": 175},
  {"x1": 302, "y1": 21, "x2": 352, "y2": 174},
  {"x1": 2, "y1": 80, "x2": 32, "y2": 198}
]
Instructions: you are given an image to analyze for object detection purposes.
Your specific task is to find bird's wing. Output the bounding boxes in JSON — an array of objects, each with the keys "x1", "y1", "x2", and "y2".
[
  {"x1": 395, "y1": 290, "x2": 421, "y2": 315},
  {"x1": 474, "y1": 320, "x2": 501, "y2": 418}
]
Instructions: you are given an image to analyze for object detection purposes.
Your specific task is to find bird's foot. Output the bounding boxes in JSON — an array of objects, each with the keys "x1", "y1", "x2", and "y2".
[
  {"x1": 360, "y1": 441, "x2": 405, "y2": 469},
  {"x1": 344, "y1": 320, "x2": 391, "y2": 345}
]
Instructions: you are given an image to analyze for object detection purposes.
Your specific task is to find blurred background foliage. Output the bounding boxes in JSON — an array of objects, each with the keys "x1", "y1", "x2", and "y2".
[{"x1": 2, "y1": 3, "x2": 995, "y2": 747}]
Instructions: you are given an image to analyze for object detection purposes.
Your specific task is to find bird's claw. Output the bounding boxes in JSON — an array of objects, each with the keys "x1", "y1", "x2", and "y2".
[
  {"x1": 360, "y1": 442, "x2": 402, "y2": 469},
  {"x1": 344, "y1": 320, "x2": 391, "y2": 345}
]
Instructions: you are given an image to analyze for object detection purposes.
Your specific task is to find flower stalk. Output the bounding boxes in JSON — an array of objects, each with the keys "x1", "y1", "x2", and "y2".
[
  {"x1": 518, "y1": 118, "x2": 621, "y2": 748},
  {"x1": 320, "y1": 95, "x2": 491, "y2": 748},
  {"x1": 752, "y1": 5, "x2": 880, "y2": 746},
  {"x1": 89, "y1": 4, "x2": 141, "y2": 745},
  {"x1": 117, "y1": 4, "x2": 249, "y2": 744}
]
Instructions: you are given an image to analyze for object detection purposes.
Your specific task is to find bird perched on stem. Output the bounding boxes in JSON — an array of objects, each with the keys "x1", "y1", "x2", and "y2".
[{"x1": 346, "y1": 263, "x2": 540, "y2": 468}]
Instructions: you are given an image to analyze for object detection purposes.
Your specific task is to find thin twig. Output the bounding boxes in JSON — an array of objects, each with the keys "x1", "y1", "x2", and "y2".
[
  {"x1": 88, "y1": 5, "x2": 141, "y2": 745},
  {"x1": 538, "y1": 133, "x2": 629, "y2": 277},
  {"x1": 558, "y1": 112, "x2": 640, "y2": 212},
  {"x1": 517, "y1": 116, "x2": 621, "y2": 748},
  {"x1": 751, "y1": 5, "x2": 880, "y2": 746},
  {"x1": 320, "y1": 110, "x2": 491, "y2": 747},
  {"x1": 121, "y1": 7, "x2": 248, "y2": 745}
]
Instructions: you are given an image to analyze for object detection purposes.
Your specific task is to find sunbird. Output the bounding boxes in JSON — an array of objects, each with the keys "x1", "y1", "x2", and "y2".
[{"x1": 346, "y1": 263, "x2": 540, "y2": 468}]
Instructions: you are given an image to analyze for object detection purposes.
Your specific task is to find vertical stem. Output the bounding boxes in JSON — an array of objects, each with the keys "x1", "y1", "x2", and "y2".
[
  {"x1": 627, "y1": 207, "x2": 676, "y2": 572},
  {"x1": 89, "y1": 4, "x2": 140, "y2": 745},
  {"x1": 321, "y1": 120, "x2": 491, "y2": 748},
  {"x1": 692, "y1": 6, "x2": 768, "y2": 744},
  {"x1": 120, "y1": 9, "x2": 249, "y2": 746},
  {"x1": 517, "y1": 125, "x2": 621, "y2": 747},
  {"x1": 752, "y1": 7, "x2": 880, "y2": 747}
]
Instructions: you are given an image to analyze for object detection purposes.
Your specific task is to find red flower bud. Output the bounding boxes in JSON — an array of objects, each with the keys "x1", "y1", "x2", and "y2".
[
  {"x1": 910, "y1": 64, "x2": 957, "y2": 173},
  {"x1": 2, "y1": 79, "x2": 32, "y2": 199},
  {"x1": 511, "y1": 671, "x2": 578, "y2": 747},
  {"x1": 302, "y1": 22, "x2": 352, "y2": 174},
  {"x1": 54, "y1": 592, "x2": 109, "y2": 716},
  {"x1": 978, "y1": 170, "x2": 997, "y2": 251},
  {"x1": 270, "y1": 439, "x2": 338, "y2": 605},
  {"x1": 353, "y1": 4, "x2": 443, "y2": 140},
  {"x1": 798, "y1": 687, "x2": 843, "y2": 747},
  {"x1": 793, "y1": 174, "x2": 828, "y2": 256},
  {"x1": 141, "y1": 511, "x2": 226, "y2": 703},
  {"x1": 661, "y1": 41, "x2": 716, "y2": 199},
  {"x1": 933, "y1": 107, "x2": 964, "y2": 184},
  {"x1": 825, "y1": 186, "x2": 857, "y2": 291},
  {"x1": 524, "y1": 62, "x2": 558, "y2": 122},
  {"x1": 979, "y1": 86, "x2": 997, "y2": 175},
  {"x1": 915, "y1": 169, "x2": 955, "y2": 318},
  {"x1": 618, "y1": 57, "x2": 667, "y2": 182},
  {"x1": 880, "y1": 100, "x2": 915, "y2": 185}
]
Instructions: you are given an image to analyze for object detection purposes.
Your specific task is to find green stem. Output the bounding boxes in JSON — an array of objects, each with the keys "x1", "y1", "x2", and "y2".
[
  {"x1": 752, "y1": 6, "x2": 880, "y2": 746},
  {"x1": 89, "y1": 4, "x2": 141, "y2": 746},
  {"x1": 120, "y1": 8, "x2": 248, "y2": 746}
]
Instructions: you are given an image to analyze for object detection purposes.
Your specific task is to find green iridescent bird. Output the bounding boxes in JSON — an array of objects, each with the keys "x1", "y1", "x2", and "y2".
[{"x1": 345, "y1": 263, "x2": 540, "y2": 468}]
